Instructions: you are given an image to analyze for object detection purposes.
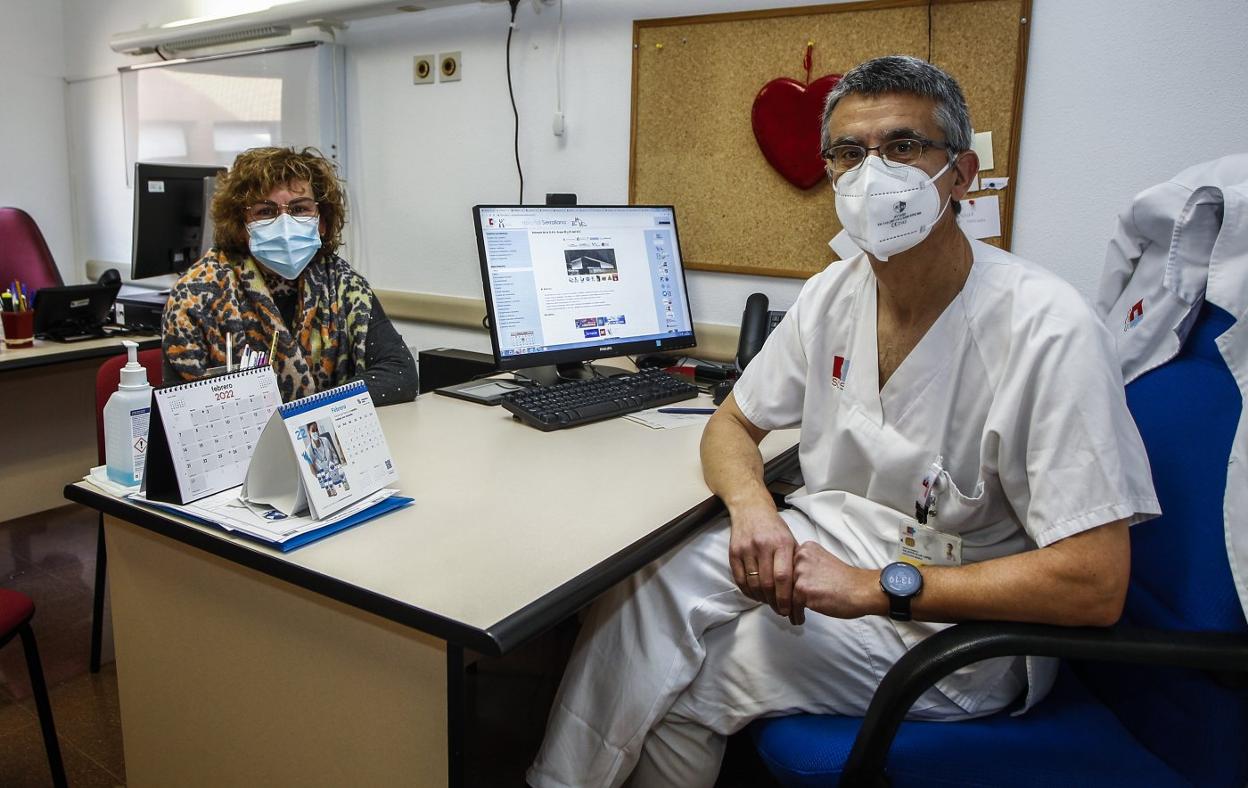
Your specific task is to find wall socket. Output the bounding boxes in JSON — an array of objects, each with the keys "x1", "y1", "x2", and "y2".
[
  {"x1": 413, "y1": 54, "x2": 435, "y2": 85},
  {"x1": 438, "y1": 51, "x2": 462, "y2": 82}
]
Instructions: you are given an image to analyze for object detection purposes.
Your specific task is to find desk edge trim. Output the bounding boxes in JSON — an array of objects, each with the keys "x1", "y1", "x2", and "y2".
[
  {"x1": 0, "y1": 336, "x2": 161, "y2": 373},
  {"x1": 64, "y1": 483, "x2": 505, "y2": 655},
  {"x1": 64, "y1": 444, "x2": 799, "y2": 657}
]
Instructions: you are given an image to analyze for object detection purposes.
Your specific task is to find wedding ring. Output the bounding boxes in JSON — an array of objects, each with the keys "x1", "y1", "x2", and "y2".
[{"x1": 746, "y1": 571, "x2": 761, "y2": 576}]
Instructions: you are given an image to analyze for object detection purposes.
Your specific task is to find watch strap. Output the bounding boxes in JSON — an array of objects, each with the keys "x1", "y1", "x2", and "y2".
[{"x1": 887, "y1": 592, "x2": 913, "y2": 621}]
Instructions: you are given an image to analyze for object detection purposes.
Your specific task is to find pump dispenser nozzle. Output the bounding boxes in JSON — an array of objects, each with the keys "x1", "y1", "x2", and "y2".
[{"x1": 119, "y1": 340, "x2": 148, "y2": 390}]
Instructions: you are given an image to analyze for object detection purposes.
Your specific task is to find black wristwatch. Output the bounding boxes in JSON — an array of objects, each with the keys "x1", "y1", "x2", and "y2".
[{"x1": 880, "y1": 562, "x2": 923, "y2": 621}]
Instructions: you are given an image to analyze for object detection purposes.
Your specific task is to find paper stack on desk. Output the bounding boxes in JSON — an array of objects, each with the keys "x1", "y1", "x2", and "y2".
[
  {"x1": 129, "y1": 487, "x2": 411, "y2": 552},
  {"x1": 132, "y1": 378, "x2": 410, "y2": 550}
]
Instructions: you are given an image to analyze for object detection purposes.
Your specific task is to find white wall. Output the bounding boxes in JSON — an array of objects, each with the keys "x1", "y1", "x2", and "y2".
[
  {"x1": 61, "y1": 0, "x2": 1248, "y2": 351},
  {"x1": 0, "y1": 0, "x2": 74, "y2": 282},
  {"x1": 1014, "y1": 1, "x2": 1248, "y2": 298},
  {"x1": 63, "y1": 0, "x2": 288, "y2": 280}
]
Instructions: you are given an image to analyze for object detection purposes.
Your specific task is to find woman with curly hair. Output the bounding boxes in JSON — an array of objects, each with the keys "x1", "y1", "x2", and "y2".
[{"x1": 162, "y1": 146, "x2": 417, "y2": 404}]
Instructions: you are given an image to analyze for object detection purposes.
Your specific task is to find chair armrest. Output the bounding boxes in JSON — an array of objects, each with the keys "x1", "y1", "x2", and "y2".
[{"x1": 840, "y1": 621, "x2": 1248, "y2": 787}]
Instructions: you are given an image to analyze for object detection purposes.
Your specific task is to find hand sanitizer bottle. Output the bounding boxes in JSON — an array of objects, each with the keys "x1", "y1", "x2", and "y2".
[{"x1": 104, "y1": 340, "x2": 153, "y2": 486}]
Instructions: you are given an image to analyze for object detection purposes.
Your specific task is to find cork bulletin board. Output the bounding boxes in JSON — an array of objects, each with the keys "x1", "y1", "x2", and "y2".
[{"x1": 629, "y1": 0, "x2": 1033, "y2": 278}]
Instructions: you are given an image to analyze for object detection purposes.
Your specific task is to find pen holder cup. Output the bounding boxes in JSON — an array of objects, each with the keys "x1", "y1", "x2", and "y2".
[{"x1": 1, "y1": 310, "x2": 34, "y2": 347}]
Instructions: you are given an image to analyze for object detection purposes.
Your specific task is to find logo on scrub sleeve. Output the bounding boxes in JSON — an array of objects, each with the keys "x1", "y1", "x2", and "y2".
[{"x1": 832, "y1": 355, "x2": 850, "y2": 389}]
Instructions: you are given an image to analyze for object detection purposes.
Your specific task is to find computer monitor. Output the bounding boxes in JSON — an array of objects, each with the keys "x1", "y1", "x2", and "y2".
[
  {"x1": 473, "y1": 205, "x2": 697, "y2": 384},
  {"x1": 33, "y1": 282, "x2": 121, "y2": 341},
  {"x1": 131, "y1": 162, "x2": 225, "y2": 282}
]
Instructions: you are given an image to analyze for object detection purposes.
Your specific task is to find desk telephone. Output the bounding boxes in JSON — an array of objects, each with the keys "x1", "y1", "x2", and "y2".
[{"x1": 714, "y1": 293, "x2": 786, "y2": 404}]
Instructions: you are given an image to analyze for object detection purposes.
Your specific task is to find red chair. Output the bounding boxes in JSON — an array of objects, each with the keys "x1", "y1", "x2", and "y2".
[
  {"x1": 0, "y1": 589, "x2": 68, "y2": 787},
  {"x1": 0, "y1": 207, "x2": 64, "y2": 293},
  {"x1": 90, "y1": 348, "x2": 163, "y2": 673}
]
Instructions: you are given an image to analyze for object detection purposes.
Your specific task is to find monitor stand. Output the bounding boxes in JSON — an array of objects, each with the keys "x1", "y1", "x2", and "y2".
[{"x1": 516, "y1": 361, "x2": 631, "y2": 387}]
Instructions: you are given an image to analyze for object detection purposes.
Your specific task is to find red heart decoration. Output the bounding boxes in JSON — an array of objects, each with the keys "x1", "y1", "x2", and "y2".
[{"x1": 751, "y1": 74, "x2": 842, "y2": 190}]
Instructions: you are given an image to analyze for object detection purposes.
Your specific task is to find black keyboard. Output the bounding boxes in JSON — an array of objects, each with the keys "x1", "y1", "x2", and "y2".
[{"x1": 502, "y1": 368, "x2": 700, "y2": 431}]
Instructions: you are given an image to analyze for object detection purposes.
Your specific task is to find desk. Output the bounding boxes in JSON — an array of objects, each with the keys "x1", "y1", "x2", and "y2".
[
  {"x1": 65, "y1": 392, "x2": 799, "y2": 787},
  {"x1": 1, "y1": 334, "x2": 159, "y2": 520}
]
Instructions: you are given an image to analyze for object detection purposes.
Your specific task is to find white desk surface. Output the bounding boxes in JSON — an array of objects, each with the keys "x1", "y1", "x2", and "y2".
[
  {"x1": 0, "y1": 333, "x2": 160, "y2": 372},
  {"x1": 67, "y1": 390, "x2": 799, "y2": 654}
]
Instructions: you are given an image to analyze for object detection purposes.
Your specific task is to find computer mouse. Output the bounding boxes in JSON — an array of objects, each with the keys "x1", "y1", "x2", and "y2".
[{"x1": 712, "y1": 380, "x2": 734, "y2": 406}]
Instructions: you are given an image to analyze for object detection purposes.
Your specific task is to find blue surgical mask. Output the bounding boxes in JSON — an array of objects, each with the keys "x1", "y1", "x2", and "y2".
[{"x1": 247, "y1": 214, "x2": 322, "y2": 279}]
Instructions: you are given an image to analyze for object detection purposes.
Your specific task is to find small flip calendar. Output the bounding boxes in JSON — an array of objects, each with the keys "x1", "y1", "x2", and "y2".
[
  {"x1": 242, "y1": 380, "x2": 398, "y2": 520},
  {"x1": 143, "y1": 365, "x2": 282, "y2": 504}
]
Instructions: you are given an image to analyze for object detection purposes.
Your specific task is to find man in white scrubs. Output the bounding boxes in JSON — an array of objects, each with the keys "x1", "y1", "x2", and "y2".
[{"x1": 528, "y1": 55, "x2": 1160, "y2": 788}]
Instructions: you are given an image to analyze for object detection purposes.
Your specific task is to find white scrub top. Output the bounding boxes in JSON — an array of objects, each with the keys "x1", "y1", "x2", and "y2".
[
  {"x1": 733, "y1": 240, "x2": 1160, "y2": 711},
  {"x1": 1097, "y1": 156, "x2": 1248, "y2": 620}
]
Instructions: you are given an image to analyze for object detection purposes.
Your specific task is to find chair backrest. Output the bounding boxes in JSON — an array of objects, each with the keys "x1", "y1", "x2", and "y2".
[
  {"x1": 0, "y1": 207, "x2": 64, "y2": 293},
  {"x1": 0, "y1": 588, "x2": 35, "y2": 643},
  {"x1": 95, "y1": 348, "x2": 165, "y2": 464},
  {"x1": 1076, "y1": 303, "x2": 1248, "y2": 786}
]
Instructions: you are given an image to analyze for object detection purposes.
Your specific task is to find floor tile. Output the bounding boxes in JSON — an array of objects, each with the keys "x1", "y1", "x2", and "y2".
[
  {"x1": 0, "y1": 723, "x2": 122, "y2": 788},
  {"x1": 0, "y1": 566, "x2": 79, "y2": 608},
  {"x1": 0, "y1": 696, "x2": 36, "y2": 736},
  {"x1": 23, "y1": 665, "x2": 125, "y2": 783},
  {"x1": 0, "y1": 619, "x2": 99, "y2": 702},
  {"x1": 46, "y1": 552, "x2": 99, "y2": 594},
  {"x1": 1, "y1": 569, "x2": 91, "y2": 640},
  {"x1": 2, "y1": 506, "x2": 100, "y2": 576},
  {"x1": 0, "y1": 541, "x2": 30, "y2": 577}
]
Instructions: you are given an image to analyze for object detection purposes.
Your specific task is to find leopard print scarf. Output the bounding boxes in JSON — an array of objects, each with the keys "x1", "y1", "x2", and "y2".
[{"x1": 163, "y1": 249, "x2": 373, "y2": 401}]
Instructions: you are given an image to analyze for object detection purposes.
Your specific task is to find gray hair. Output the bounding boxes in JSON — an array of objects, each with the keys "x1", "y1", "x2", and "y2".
[{"x1": 820, "y1": 56, "x2": 973, "y2": 155}]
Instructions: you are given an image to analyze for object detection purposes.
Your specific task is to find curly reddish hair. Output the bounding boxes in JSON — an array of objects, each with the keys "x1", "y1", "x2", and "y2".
[{"x1": 210, "y1": 146, "x2": 347, "y2": 258}]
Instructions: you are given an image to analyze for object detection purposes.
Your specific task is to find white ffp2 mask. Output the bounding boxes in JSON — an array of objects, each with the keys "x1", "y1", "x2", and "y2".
[{"x1": 833, "y1": 155, "x2": 954, "y2": 261}]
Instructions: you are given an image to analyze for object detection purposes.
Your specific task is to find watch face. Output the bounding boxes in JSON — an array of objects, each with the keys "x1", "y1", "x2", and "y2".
[{"x1": 881, "y1": 562, "x2": 922, "y2": 597}]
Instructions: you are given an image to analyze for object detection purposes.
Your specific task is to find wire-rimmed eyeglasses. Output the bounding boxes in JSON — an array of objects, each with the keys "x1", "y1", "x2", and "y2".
[
  {"x1": 821, "y1": 137, "x2": 950, "y2": 176},
  {"x1": 245, "y1": 198, "x2": 320, "y2": 225}
]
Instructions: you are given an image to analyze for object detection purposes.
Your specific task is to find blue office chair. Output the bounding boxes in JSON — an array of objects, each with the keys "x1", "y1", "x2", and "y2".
[{"x1": 750, "y1": 302, "x2": 1248, "y2": 787}]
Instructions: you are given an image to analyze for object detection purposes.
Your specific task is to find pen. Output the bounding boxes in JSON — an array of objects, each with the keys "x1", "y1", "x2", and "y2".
[
  {"x1": 226, "y1": 333, "x2": 233, "y2": 372},
  {"x1": 657, "y1": 407, "x2": 717, "y2": 415}
]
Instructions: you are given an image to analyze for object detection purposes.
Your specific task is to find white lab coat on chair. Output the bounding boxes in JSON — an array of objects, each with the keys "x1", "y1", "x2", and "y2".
[{"x1": 1096, "y1": 154, "x2": 1248, "y2": 621}]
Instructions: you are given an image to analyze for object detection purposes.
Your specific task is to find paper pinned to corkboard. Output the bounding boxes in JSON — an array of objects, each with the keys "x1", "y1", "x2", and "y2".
[{"x1": 630, "y1": 0, "x2": 1033, "y2": 279}]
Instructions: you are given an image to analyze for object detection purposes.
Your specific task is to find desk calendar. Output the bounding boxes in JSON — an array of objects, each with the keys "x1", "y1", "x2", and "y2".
[
  {"x1": 243, "y1": 380, "x2": 398, "y2": 520},
  {"x1": 143, "y1": 365, "x2": 281, "y2": 504}
]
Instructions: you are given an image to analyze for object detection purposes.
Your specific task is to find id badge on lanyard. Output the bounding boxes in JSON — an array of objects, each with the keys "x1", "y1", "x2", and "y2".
[{"x1": 900, "y1": 455, "x2": 963, "y2": 567}]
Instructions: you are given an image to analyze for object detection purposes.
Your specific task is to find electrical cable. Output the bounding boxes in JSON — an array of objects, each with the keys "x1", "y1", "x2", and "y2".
[
  {"x1": 554, "y1": 0, "x2": 565, "y2": 128},
  {"x1": 507, "y1": 0, "x2": 524, "y2": 203}
]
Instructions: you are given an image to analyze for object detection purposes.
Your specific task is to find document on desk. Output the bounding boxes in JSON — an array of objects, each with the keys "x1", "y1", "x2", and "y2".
[
  {"x1": 129, "y1": 486, "x2": 412, "y2": 551},
  {"x1": 625, "y1": 408, "x2": 713, "y2": 430}
]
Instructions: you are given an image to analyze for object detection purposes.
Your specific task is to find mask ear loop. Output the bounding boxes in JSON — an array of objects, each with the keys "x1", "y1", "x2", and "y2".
[{"x1": 927, "y1": 151, "x2": 963, "y2": 227}]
